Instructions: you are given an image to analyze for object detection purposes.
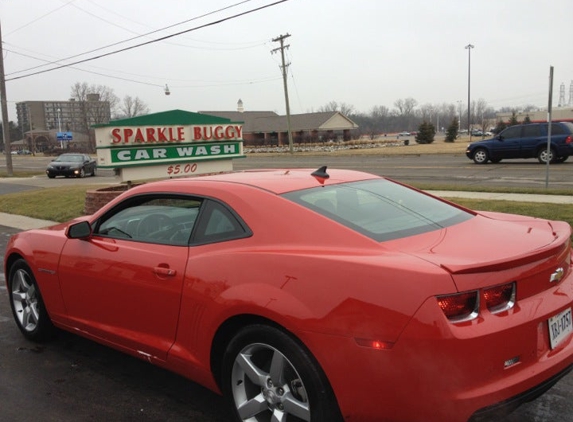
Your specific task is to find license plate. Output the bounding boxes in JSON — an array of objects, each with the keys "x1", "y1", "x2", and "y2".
[{"x1": 548, "y1": 308, "x2": 572, "y2": 349}]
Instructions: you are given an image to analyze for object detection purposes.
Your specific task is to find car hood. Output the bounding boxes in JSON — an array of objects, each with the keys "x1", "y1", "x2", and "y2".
[{"x1": 386, "y1": 211, "x2": 571, "y2": 290}]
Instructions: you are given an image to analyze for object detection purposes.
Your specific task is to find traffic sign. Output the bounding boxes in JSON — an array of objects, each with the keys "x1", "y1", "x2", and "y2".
[{"x1": 56, "y1": 131, "x2": 73, "y2": 141}]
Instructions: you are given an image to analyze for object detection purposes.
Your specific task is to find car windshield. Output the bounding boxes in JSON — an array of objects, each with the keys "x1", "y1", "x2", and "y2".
[
  {"x1": 283, "y1": 179, "x2": 473, "y2": 241},
  {"x1": 56, "y1": 155, "x2": 84, "y2": 162}
]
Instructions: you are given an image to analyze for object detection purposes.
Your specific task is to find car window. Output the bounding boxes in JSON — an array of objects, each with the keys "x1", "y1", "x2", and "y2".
[
  {"x1": 551, "y1": 123, "x2": 566, "y2": 135},
  {"x1": 96, "y1": 196, "x2": 202, "y2": 245},
  {"x1": 56, "y1": 155, "x2": 84, "y2": 162},
  {"x1": 283, "y1": 179, "x2": 473, "y2": 242},
  {"x1": 522, "y1": 125, "x2": 541, "y2": 137},
  {"x1": 500, "y1": 126, "x2": 521, "y2": 139},
  {"x1": 191, "y1": 200, "x2": 251, "y2": 245},
  {"x1": 561, "y1": 122, "x2": 573, "y2": 133}
]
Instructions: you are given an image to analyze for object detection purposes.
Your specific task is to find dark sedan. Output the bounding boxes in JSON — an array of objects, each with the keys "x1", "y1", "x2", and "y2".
[{"x1": 46, "y1": 153, "x2": 97, "y2": 178}]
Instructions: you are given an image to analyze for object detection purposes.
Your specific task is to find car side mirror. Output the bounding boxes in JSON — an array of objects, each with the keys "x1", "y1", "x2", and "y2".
[
  {"x1": 67, "y1": 221, "x2": 92, "y2": 239},
  {"x1": 497, "y1": 135, "x2": 504, "y2": 141}
]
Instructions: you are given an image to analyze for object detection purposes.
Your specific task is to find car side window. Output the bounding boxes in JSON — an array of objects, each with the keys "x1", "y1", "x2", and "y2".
[
  {"x1": 95, "y1": 196, "x2": 202, "y2": 246},
  {"x1": 500, "y1": 126, "x2": 521, "y2": 139},
  {"x1": 192, "y1": 200, "x2": 251, "y2": 245},
  {"x1": 551, "y1": 124, "x2": 566, "y2": 135},
  {"x1": 522, "y1": 125, "x2": 541, "y2": 137}
]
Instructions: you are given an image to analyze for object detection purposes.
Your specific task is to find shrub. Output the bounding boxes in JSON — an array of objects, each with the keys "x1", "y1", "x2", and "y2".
[{"x1": 415, "y1": 121, "x2": 436, "y2": 144}]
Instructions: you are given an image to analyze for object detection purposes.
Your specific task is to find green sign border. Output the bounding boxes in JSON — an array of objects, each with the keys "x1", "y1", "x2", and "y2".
[{"x1": 96, "y1": 141, "x2": 244, "y2": 169}]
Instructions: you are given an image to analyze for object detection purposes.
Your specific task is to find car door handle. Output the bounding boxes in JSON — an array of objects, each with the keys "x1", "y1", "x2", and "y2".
[{"x1": 154, "y1": 266, "x2": 177, "y2": 277}]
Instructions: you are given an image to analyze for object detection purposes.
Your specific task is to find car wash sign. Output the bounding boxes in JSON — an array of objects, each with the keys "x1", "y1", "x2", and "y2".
[{"x1": 94, "y1": 110, "x2": 244, "y2": 181}]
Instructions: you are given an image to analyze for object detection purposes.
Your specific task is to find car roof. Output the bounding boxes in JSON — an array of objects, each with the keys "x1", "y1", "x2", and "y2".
[{"x1": 149, "y1": 168, "x2": 380, "y2": 195}]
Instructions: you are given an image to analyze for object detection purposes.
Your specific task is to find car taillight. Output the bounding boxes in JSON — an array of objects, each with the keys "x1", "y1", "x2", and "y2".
[
  {"x1": 437, "y1": 282, "x2": 517, "y2": 323},
  {"x1": 566, "y1": 135, "x2": 572, "y2": 144},
  {"x1": 484, "y1": 282, "x2": 516, "y2": 313},
  {"x1": 437, "y1": 291, "x2": 479, "y2": 322}
]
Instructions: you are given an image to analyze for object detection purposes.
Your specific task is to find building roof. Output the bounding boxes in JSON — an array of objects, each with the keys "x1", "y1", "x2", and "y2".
[
  {"x1": 199, "y1": 111, "x2": 358, "y2": 133},
  {"x1": 94, "y1": 109, "x2": 239, "y2": 127}
]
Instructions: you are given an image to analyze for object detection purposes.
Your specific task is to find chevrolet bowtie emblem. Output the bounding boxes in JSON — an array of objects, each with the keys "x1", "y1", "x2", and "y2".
[{"x1": 550, "y1": 267, "x2": 564, "y2": 283}]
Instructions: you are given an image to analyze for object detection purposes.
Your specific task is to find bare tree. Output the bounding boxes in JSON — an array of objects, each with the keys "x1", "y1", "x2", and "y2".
[
  {"x1": 116, "y1": 95, "x2": 150, "y2": 119},
  {"x1": 419, "y1": 103, "x2": 435, "y2": 120},
  {"x1": 474, "y1": 98, "x2": 496, "y2": 133},
  {"x1": 70, "y1": 82, "x2": 119, "y2": 151},
  {"x1": 318, "y1": 101, "x2": 355, "y2": 116},
  {"x1": 393, "y1": 98, "x2": 418, "y2": 116}
]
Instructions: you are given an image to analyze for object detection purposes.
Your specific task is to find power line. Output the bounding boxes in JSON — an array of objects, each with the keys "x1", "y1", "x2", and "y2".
[
  {"x1": 5, "y1": 0, "x2": 77, "y2": 37},
  {"x1": 6, "y1": 0, "x2": 279, "y2": 77},
  {"x1": 3, "y1": 45, "x2": 281, "y2": 89},
  {"x1": 83, "y1": 0, "x2": 269, "y2": 48}
]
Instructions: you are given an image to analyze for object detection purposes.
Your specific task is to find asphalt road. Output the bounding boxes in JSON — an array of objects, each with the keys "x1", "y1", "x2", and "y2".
[
  {"x1": 1, "y1": 153, "x2": 573, "y2": 421},
  {"x1": 2, "y1": 152, "x2": 573, "y2": 193}
]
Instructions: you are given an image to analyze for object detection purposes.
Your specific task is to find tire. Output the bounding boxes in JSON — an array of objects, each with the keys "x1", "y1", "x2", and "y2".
[
  {"x1": 537, "y1": 148, "x2": 556, "y2": 164},
  {"x1": 472, "y1": 148, "x2": 489, "y2": 164},
  {"x1": 8, "y1": 259, "x2": 55, "y2": 342},
  {"x1": 91, "y1": 166, "x2": 97, "y2": 177},
  {"x1": 221, "y1": 324, "x2": 342, "y2": 422},
  {"x1": 47, "y1": 174, "x2": 55, "y2": 179}
]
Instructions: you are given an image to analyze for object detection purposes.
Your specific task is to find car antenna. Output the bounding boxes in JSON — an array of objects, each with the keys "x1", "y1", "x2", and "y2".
[{"x1": 311, "y1": 166, "x2": 329, "y2": 184}]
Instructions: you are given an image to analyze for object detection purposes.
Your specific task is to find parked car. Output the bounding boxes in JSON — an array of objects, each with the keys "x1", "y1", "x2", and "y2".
[
  {"x1": 46, "y1": 153, "x2": 97, "y2": 178},
  {"x1": 4, "y1": 168, "x2": 573, "y2": 422},
  {"x1": 466, "y1": 122, "x2": 573, "y2": 164},
  {"x1": 398, "y1": 131, "x2": 410, "y2": 136}
]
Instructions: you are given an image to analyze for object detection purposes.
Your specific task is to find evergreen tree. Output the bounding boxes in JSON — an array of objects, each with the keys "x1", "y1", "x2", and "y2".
[
  {"x1": 445, "y1": 117, "x2": 459, "y2": 143},
  {"x1": 494, "y1": 120, "x2": 508, "y2": 134},
  {"x1": 508, "y1": 111, "x2": 519, "y2": 126},
  {"x1": 523, "y1": 115, "x2": 532, "y2": 124},
  {"x1": 415, "y1": 121, "x2": 436, "y2": 144}
]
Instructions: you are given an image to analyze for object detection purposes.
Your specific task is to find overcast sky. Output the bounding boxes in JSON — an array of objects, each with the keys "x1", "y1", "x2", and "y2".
[{"x1": 1, "y1": 0, "x2": 572, "y2": 121}]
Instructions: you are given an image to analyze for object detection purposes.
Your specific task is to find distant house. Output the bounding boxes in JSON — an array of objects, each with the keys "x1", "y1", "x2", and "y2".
[{"x1": 201, "y1": 101, "x2": 358, "y2": 146}]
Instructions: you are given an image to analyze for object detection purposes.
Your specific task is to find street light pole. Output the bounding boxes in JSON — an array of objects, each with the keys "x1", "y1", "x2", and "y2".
[
  {"x1": 465, "y1": 44, "x2": 474, "y2": 138},
  {"x1": 57, "y1": 107, "x2": 63, "y2": 149}
]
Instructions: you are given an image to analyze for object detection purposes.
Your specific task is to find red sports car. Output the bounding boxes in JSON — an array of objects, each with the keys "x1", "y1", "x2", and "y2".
[{"x1": 5, "y1": 167, "x2": 573, "y2": 422}]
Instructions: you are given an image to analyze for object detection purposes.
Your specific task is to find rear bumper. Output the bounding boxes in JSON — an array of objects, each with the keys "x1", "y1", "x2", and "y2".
[{"x1": 469, "y1": 364, "x2": 573, "y2": 421}]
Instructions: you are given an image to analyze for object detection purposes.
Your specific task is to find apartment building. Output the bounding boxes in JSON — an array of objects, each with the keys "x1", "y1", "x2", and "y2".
[{"x1": 15, "y1": 94, "x2": 111, "y2": 152}]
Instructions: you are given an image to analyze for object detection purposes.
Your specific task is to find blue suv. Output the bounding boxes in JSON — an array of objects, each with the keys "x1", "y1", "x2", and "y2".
[{"x1": 466, "y1": 122, "x2": 573, "y2": 164}]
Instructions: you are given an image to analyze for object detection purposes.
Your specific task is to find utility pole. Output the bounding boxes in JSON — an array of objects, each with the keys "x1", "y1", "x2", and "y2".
[
  {"x1": 272, "y1": 33, "x2": 293, "y2": 153},
  {"x1": 465, "y1": 43, "x2": 474, "y2": 139},
  {"x1": 0, "y1": 21, "x2": 14, "y2": 175}
]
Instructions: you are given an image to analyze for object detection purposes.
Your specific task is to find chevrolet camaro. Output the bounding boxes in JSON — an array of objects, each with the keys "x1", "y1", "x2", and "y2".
[{"x1": 4, "y1": 167, "x2": 573, "y2": 422}]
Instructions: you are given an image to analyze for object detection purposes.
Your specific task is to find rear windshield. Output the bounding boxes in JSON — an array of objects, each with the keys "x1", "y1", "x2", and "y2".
[{"x1": 283, "y1": 179, "x2": 473, "y2": 241}]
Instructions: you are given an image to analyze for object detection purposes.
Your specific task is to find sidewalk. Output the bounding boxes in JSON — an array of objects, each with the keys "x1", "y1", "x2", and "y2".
[
  {"x1": 0, "y1": 213, "x2": 58, "y2": 230},
  {"x1": 427, "y1": 191, "x2": 573, "y2": 204},
  {"x1": 1, "y1": 191, "x2": 571, "y2": 231}
]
